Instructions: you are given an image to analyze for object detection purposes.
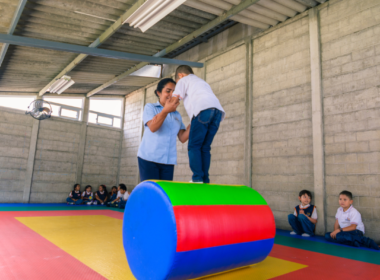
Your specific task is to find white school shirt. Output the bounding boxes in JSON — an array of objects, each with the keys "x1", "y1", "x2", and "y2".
[
  {"x1": 122, "y1": 192, "x2": 130, "y2": 201},
  {"x1": 335, "y1": 205, "x2": 365, "y2": 233},
  {"x1": 69, "y1": 190, "x2": 80, "y2": 197},
  {"x1": 82, "y1": 191, "x2": 93, "y2": 197},
  {"x1": 293, "y1": 204, "x2": 318, "y2": 220},
  {"x1": 116, "y1": 191, "x2": 122, "y2": 198},
  {"x1": 172, "y1": 74, "x2": 225, "y2": 120}
]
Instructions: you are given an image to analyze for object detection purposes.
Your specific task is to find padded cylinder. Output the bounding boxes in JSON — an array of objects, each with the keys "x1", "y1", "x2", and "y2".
[{"x1": 123, "y1": 181, "x2": 275, "y2": 280}]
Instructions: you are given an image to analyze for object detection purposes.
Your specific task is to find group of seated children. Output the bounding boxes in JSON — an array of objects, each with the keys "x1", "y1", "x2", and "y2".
[
  {"x1": 288, "y1": 190, "x2": 379, "y2": 250},
  {"x1": 66, "y1": 183, "x2": 131, "y2": 209}
]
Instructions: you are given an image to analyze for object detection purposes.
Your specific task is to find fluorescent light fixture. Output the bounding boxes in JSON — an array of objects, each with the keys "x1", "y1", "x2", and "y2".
[
  {"x1": 48, "y1": 75, "x2": 75, "y2": 94},
  {"x1": 130, "y1": 65, "x2": 162, "y2": 78},
  {"x1": 124, "y1": 0, "x2": 186, "y2": 33}
]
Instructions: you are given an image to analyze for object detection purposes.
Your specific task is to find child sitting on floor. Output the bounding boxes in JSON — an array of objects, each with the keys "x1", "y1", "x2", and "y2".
[
  {"x1": 172, "y1": 65, "x2": 225, "y2": 183},
  {"x1": 325, "y1": 190, "x2": 379, "y2": 250},
  {"x1": 288, "y1": 190, "x2": 317, "y2": 237},
  {"x1": 108, "y1": 184, "x2": 126, "y2": 208},
  {"x1": 94, "y1": 185, "x2": 108, "y2": 205},
  {"x1": 109, "y1": 186, "x2": 118, "y2": 201},
  {"x1": 118, "y1": 185, "x2": 130, "y2": 210},
  {"x1": 66, "y1": 184, "x2": 83, "y2": 205},
  {"x1": 82, "y1": 185, "x2": 94, "y2": 205}
]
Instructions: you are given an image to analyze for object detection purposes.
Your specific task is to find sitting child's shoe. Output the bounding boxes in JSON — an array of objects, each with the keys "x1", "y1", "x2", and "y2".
[
  {"x1": 86, "y1": 201, "x2": 93, "y2": 205},
  {"x1": 301, "y1": 233, "x2": 310, "y2": 237},
  {"x1": 290, "y1": 231, "x2": 297, "y2": 235}
]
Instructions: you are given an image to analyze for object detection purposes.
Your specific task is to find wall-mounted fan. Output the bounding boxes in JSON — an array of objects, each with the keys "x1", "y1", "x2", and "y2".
[{"x1": 25, "y1": 100, "x2": 52, "y2": 120}]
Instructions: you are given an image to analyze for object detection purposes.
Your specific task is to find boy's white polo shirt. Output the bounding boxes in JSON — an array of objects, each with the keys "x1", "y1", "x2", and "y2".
[
  {"x1": 172, "y1": 74, "x2": 225, "y2": 120},
  {"x1": 335, "y1": 205, "x2": 365, "y2": 233}
]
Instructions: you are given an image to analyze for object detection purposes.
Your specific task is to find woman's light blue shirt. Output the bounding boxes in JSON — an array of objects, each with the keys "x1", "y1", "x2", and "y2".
[{"x1": 137, "y1": 102, "x2": 186, "y2": 165}]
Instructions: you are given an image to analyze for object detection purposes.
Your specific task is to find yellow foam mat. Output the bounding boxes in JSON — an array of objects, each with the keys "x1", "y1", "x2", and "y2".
[{"x1": 17, "y1": 215, "x2": 306, "y2": 280}]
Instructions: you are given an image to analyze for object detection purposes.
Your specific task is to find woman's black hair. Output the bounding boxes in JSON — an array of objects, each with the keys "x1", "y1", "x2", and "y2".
[
  {"x1": 73, "y1": 183, "x2": 80, "y2": 191},
  {"x1": 154, "y1": 78, "x2": 176, "y2": 99},
  {"x1": 85, "y1": 185, "x2": 92, "y2": 192}
]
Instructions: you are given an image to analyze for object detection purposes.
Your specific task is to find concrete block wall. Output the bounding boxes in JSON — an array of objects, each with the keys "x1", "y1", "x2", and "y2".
[
  {"x1": 0, "y1": 108, "x2": 33, "y2": 202},
  {"x1": 205, "y1": 45, "x2": 247, "y2": 185},
  {"x1": 81, "y1": 126, "x2": 121, "y2": 190},
  {"x1": 252, "y1": 17, "x2": 314, "y2": 229},
  {"x1": 320, "y1": 0, "x2": 380, "y2": 240},
  {"x1": 31, "y1": 119, "x2": 80, "y2": 202},
  {"x1": 119, "y1": 89, "x2": 144, "y2": 191}
]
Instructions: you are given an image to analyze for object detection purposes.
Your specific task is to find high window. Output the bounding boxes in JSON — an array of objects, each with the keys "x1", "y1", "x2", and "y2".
[
  {"x1": 43, "y1": 96, "x2": 84, "y2": 121},
  {"x1": 0, "y1": 96, "x2": 36, "y2": 111},
  {"x1": 88, "y1": 98, "x2": 123, "y2": 129}
]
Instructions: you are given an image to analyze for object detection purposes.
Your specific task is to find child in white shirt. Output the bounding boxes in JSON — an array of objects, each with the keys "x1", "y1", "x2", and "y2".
[
  {"x1": 172, "y1": 65, "x2": 225, "y2": 183},
  {"x1": 325, "y1": 190, "x2": 379, "y2": 250}
]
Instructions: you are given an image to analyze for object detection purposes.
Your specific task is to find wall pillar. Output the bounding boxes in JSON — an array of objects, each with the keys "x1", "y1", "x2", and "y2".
[
  {"x1": 22, "y1": 118, "x2": 39, "y2": 203},
  {"x1": 245, "y1": 40, "x2": 253, "y2": 188},
  {"x1": 116, "y1": 97, "x2": 127, "y2": 187},
  {"x1": 309, "y1": 7, "x2": 326, "y2": 235},
  {"x1": 135, "y1": 89, "x2": 146, "y2": 186},
  {"x1": 75, "y1": 97, "x2": 90, "y2": 185}
]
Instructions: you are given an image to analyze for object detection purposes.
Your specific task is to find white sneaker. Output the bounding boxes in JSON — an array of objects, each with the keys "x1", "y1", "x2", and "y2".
[
  {"x1": 87, "y1": 201, "x2": 93, "y2": 205},
  {"x1": 290, "y1": 231, "x2": 297, "y2": 235},
  {"x1": 302, "y1": 233, "x2": 310, "y2": 237},
  {"x1": 189, "y1": 180, "x2": 203, "y2": 184}
]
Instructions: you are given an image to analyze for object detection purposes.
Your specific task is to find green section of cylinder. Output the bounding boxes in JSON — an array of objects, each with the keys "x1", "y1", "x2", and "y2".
[{"x1": 153, "y1": 181, "x2": 268, "y2": 206}]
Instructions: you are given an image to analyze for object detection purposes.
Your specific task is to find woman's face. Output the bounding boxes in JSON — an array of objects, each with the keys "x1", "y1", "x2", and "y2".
[
  {"x1": 158, "y1": 82, "x2": 176, "y2": 105},
  {"x1": 86, "y1": 187, "x2": 91, "y2": 192},
  {"x1": 75, "y1": 185, "x2": 80, "y2": 191},
  {"x1": 99, "y1": 185, "x2": 104, "y2": 192}
]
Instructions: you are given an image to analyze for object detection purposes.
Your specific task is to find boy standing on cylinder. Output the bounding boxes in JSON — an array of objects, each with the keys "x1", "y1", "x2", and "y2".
[{"x1": 172, "y1": 65, "x2": 225, "y2": 184}]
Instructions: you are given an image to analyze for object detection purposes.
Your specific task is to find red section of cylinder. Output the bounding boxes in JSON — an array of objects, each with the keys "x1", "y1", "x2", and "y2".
[{"x1": 173, "y1": 205, "x2": 276, "y2": 252}]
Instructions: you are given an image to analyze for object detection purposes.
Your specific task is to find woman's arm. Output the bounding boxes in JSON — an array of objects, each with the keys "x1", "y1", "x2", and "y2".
[
  {"x1": 147, "y1": 99, "x2": 179, "y2": 132},
  {"x1": 178, "y1": 124, "x2": 191, "y2": 143}
]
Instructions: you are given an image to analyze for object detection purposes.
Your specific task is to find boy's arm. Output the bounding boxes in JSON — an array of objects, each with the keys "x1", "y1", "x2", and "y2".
[
  {"x1": 341, "y1": 224, "x2": 357, "y2": 231},
  {"x1": 330, "y1": 219, "x2": 341, "y2": 239}
]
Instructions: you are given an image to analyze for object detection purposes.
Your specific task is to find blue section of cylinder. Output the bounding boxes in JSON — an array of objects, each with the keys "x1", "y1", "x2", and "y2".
[
  {"x1": 167, "y1": 238, "x2": 274, "y2": 280},
  {"x1": 123, "y1": 181, "x2": 177, "y2": 280}
]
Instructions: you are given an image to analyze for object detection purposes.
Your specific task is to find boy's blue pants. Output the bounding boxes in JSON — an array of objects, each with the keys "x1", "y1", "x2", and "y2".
[
  {"x1": 288, "y1": 214, "x2": 315, "y2": 235},
  {"x1": 118, "y1": 200, "x2": 127, "y2": 209},
  {"x1": 188, "y1": 108, "x2": 222, "y2": 183},
  {"x1": 325, "y1": 230, "x2": 379, "y2": 249},
  {"x1": 66, "y1": 198, "x2": 83, "y2": 205}
]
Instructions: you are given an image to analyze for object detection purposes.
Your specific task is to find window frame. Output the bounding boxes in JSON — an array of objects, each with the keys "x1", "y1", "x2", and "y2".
[
  {"x1": 43, "y1": 96, "x2": 85, "y2": 121},
  {"x1": 88, "y1": 97, "x2": 124, "y2": 129}
]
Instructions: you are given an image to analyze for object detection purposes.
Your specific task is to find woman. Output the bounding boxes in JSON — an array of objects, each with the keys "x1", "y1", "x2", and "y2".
[{"x1": 137, "y1": 78, "x2": 190, "y2": 181}]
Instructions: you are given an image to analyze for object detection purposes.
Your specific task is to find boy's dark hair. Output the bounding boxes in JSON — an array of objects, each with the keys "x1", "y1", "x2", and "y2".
[
  {"x1": 155, "y1": 78, "x2": 176, "y2": 98},
  {"x1": 175, "y1": 65, "x2": 194, "y2": 80},
  {"x1": 339, "y1": 190, "x2": 353, "y2": 200},
  {"x1": 73, "y1": 183, "x2": 80, "y2": 190},
  {"x1": 111, "y1": 186, "x2": 117, "y2": 191},
  {"x1": 85, "y1": 185, "x2": 92, "y2": 191},
  {"x1": 299, "y1": 190, "x2": 312, "y2": 200},
  {"x1": 120, "y1": 185, "x2": 127, "y2": 191}
]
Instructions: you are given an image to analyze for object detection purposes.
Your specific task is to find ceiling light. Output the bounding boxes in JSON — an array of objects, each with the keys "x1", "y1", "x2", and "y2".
[
  {"x1": 48, "y1": 75, "x2": 75, "y2": 94},
  {"x1": 124, "y1": 0, "x2": 186, "y2": 33}
]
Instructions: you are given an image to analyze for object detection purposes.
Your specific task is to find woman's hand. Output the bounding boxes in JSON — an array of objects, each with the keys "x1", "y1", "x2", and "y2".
[
  {"x1": 162, "y1": 97, "x2": 179, "y2": 114},
  {"x1": 178, "y1": 124, "x2": 191, "y2": 143}
]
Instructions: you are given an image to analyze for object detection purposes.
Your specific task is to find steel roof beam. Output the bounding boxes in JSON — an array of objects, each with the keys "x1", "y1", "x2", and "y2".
[
  {"x1": 86, "y1": 0, "x2": 261, "y2": 97},
  {"x1": 37, "y1": 0, "x2": 150, "y2": 96},
  {"x1": 0, "y1": 0, "x2": 28, "y2": 67},
  {"x1": 0, "y1": 33, "x2": 203, "y2": 66}
]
